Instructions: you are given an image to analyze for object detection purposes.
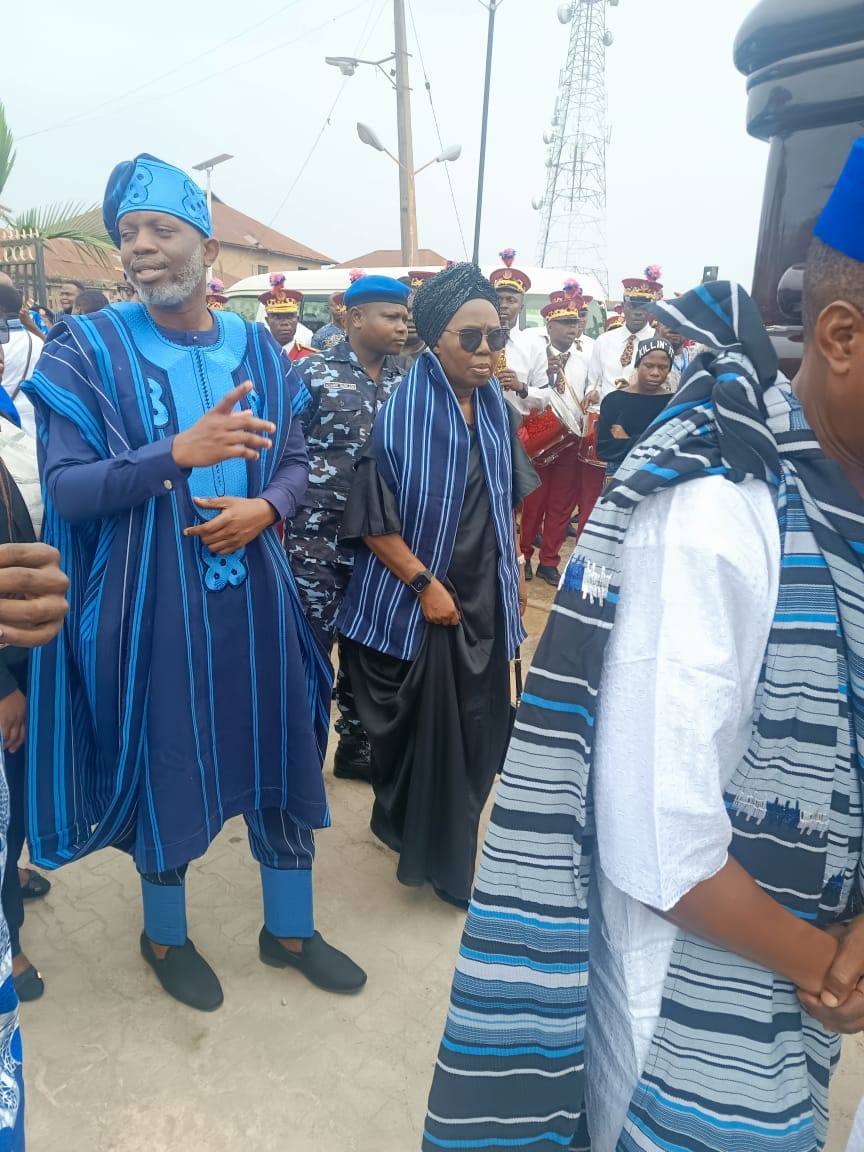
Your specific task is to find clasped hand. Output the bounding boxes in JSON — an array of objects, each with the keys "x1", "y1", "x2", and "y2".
[
  {"x1": 420, "y1": 578, "x2": 460, "y2": 627},
  {"x1": 799, "y1": 916, "x2": 864, "y2": 1034}
]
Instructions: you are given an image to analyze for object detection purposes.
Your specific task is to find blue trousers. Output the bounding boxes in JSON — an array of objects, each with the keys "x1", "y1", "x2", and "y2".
[{"x1": 141, "y1": 809, "x2": 316, "y2": 946}]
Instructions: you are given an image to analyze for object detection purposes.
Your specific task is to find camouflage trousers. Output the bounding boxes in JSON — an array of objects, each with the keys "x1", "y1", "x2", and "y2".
[{"x1": 284, "y1": 509, "x2": 362, "y2": 739}]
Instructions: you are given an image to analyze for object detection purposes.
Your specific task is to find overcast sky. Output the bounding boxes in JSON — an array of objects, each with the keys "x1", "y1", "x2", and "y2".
[{"x1": 3, "y1": 0, "x2": 767, "y2": 295}]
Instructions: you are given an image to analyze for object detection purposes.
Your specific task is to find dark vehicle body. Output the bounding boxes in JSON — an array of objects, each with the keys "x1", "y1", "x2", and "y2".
[{"x1": 736, "y1": 0, "x2": 864, "y2": 373}]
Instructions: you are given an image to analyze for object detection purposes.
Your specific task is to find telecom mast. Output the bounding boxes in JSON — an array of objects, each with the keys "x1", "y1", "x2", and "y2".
[{"x1": 534, "y1": 0, "x2": 618, "y2": 293}]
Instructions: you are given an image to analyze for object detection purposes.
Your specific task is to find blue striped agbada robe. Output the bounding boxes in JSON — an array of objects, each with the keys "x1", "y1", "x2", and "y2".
[
  {"x1": 23, "y1": 304, "x2": 331, "y2": 876},
  {"x1": 424, "y1": 282, "x2": 864, "y2": 1152}
]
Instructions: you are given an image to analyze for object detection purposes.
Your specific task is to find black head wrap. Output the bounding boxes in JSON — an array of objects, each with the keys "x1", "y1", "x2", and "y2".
[
  {"x1": 635, "y1": 337, "x2": 674, "y2": 367},
  {"x1": 412, "y1": 263, "x2": 499, "y2": 350}
]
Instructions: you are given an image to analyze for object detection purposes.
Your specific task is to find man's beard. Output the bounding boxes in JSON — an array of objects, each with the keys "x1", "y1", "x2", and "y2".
[{"x1": 132, "y1": 247, "x2": 205, "y2": 307}]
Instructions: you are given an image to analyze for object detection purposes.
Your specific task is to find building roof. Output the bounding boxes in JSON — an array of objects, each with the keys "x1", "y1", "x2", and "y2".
[
  {"x1": 211, "y1": 197, "x2": 334, "y2": 265},
  {"x1": 43, "y1": 239, "x2": 123, "y2": 286},
  {"x1": 335, "y1": 248, "x2": 448, "y2": 268}
]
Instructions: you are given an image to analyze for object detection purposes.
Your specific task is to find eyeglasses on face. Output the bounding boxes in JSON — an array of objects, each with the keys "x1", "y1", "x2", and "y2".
[{"x1": 444, "y1": 327, "x2": 508, "y2": 354}]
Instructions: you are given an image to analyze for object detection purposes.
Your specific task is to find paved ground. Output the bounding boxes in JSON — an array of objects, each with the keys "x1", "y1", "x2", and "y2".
[{"x1": 18, "y1": 580, "x2": 864, "y2": 1152}]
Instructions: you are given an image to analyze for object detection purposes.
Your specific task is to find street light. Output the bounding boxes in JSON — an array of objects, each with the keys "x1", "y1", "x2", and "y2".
[
  {"x1": 355, "y1": 123, "x2": 460, "y2": 255},
  {"x1": 192, "y1": 153, "x2": 233, "y2": 280},
  {"x1": 326, "y1": 54, "x2": 396, "y2": 84},
  {"x1": 357, "y1": 122, "x2": 461, "y2": 174},
  {"x1": 327, "y1": 1, "x2": 423, "y2": 263},
  {"x1": 192, "y1": 153, "x2": 234, "y2": 221}
]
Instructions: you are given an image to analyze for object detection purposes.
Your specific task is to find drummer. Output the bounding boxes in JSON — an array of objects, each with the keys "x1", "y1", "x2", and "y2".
[
  {"x1": 490, "y1": 255, "x2": 549, "y2": 415},
  {"x1": 520, "y1": 288, "x2": 590, "y2": 586}
]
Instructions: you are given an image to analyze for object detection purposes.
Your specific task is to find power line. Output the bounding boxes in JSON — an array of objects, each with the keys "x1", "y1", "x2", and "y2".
[
  {"x1": 407, "y1": 0, "x2": 469, "y2": 259},
  {"x1": 267, "y1": 0, "x2": 390, "y2": 228},
  {"x1": 17, "y1": 1, "x2": 302, "y2": 141},
  {"x1": 158, "y1": 0, "x2": 373, "y2": 102}
]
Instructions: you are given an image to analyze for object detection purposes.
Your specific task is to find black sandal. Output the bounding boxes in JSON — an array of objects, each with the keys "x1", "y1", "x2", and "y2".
[
  {"x1": 13, "y1": 965, "x2": 45, "y2": 1002},
  {"x1": 20, "y1": 869, "x2": 51, "y2": 901}
]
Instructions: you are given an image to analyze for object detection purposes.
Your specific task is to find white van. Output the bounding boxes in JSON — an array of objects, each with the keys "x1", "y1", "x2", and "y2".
[{"x1": 224, "y1": 265, "x2": 608, "y2": 338}]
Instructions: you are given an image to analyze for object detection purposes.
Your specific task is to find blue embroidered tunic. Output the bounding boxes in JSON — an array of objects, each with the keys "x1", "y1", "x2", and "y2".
[{"x1": 23, "y1": 304, "x2": 332, "y2": 875}]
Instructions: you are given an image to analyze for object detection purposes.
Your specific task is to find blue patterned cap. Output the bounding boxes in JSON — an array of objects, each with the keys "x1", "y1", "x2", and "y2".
[
  {"x1": 343, "y1": 275, "x2": 410, "y2": 308},
  {"x1": 102, "y1": 153, "x2": 212, "y2": 246},
  {"x1": 815, "y1": 138, "x2": 864, "y2": 263}
]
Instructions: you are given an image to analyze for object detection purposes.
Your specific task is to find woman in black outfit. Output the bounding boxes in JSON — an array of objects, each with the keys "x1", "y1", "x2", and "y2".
[{"x1": 597, "y1": 338, "x2": 674, "y2": 481}]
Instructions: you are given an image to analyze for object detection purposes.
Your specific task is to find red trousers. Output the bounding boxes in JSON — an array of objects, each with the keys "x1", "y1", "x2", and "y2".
[
  {"x1": 521, "y1": 446, "x2": 582, "y2": 568},
  {"x1": 521, "y1": 452, "x2": 607, "y2": 566},
  {"x1": 574, "y1": 460, "x2": 606, "y2": 541}
]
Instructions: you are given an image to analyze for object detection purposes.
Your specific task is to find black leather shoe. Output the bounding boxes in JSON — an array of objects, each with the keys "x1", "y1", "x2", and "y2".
[
  {"x1": 536, "y1": 564, "x2": 561, "y2": 587},
  {"x1": 567, "y1": 522, "x2": 579, "y2": 539},
  {"x1": 259, "y1": 927, "x2": 367, "y2": 994},
  {"x1": 524, "y1": 560, "x2": 534, "y2": 581},
  {"x1": 333, "y1": 734, "x2": 372, "y2": 781},
  {"x1": 13, "y1": 964, "x2": 44, "y2": 1002},
  {"x1": 140, "y1": 933, "x2": 223, "y2": 1012},
  {"x1": 20, "y1": 868, "x2": 51, "y2": 901}
]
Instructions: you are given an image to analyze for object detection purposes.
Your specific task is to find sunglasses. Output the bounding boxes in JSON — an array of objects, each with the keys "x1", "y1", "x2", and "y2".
[{"x1": 444, "y1": 327, "x2": 508, "y2": 354}]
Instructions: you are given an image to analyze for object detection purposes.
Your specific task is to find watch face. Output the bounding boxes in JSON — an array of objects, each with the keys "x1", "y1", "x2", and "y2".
[{"x1": 411, "y1": 572, "x2": 431, "y2": 593}]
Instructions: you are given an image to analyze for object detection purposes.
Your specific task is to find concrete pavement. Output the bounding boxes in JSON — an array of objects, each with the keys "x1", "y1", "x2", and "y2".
[{"x1": 18, "y1": 582, "x2": 864, "y2": 1151}]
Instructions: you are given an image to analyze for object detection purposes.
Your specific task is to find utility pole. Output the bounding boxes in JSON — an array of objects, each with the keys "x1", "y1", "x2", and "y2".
[
  {"x1": 473, "y1": 0, "x2": 499, "y2": 265},
  {"x1": 393, "y1": 0, "x2": 417, "y2": 265}
]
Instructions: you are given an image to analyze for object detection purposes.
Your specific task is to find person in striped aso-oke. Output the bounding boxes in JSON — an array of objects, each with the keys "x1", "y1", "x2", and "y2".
[{"x1": 424, "y1": 138, "x2": 864, "y2": 1152}]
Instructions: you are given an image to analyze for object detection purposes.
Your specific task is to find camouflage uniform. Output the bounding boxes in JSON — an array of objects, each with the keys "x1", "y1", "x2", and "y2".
[
  {"x1": 285, "y1": 339, "x2": 405, "y2": 735},
  {"x1": 311, "y1": 322, "x2": 346, "y2": 352}
]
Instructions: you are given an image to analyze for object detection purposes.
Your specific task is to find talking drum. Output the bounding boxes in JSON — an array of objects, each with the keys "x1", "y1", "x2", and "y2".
[{"x1": 518, "y1": 389, "x2": 583, "y2": 468}]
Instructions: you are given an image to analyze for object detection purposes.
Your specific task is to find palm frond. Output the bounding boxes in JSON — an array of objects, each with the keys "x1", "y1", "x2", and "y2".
[
  {"x1": 0, "y1": 101, "x2": 16, "y2": 204},
  {"x1": 12, "y1": 202, "x2": 115, "y2": 267}
]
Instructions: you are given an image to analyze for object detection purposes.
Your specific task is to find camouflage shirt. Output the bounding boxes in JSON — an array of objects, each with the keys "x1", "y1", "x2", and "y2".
[
  {"x1": 310, "y1": 322, "x2": 346, "y2": 352},
  {"x1": 294, "y1": 339, "x2": 405, "y2": 511}
]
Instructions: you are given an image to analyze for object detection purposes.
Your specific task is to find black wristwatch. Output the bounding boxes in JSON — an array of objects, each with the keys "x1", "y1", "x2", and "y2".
[{"x1": 408, "y1": 569, "x2": 434, "y2": 595}]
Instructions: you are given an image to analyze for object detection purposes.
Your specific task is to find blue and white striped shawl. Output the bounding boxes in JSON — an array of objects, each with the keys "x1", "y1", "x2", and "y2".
[
  {"x1": 338, "y1": 349, "x2": 524, "y2": 662},
  {"x1": 424, "y1": 282, "x2": 864, "y2": 1152}
]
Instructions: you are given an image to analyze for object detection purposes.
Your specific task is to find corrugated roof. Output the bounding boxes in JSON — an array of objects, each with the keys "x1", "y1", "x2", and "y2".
[
  {"x1": 43, "y1": 239, "x2": 123, "y2": 285},
  {"x1": 211, "y1": 197, "x2": 334, "y2": 264},
  {"x1": 335, "y1": 248, "x2": 447, "y2": 268}
]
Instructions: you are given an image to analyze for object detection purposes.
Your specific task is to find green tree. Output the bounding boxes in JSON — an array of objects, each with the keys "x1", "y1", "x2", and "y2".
[{"x1": 0, "y1": 99, "x2": 113, "y2": 262}]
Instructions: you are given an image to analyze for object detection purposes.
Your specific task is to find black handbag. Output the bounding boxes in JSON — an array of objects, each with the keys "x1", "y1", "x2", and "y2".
[{"x1": 499, "y1": 647, "x2": 524, "y2": 774}]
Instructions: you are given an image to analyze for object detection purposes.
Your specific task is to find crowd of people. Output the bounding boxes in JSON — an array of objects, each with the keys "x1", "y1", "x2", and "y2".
[{"x1": 0, "y1": 140, "x2": 861, "y2": 1151}]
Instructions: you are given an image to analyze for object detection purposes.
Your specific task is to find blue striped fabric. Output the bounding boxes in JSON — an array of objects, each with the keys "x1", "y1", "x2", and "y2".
[
  {"x1": 337, "y1": 350, "x2": 524, "y2": 662},
  {"x1": 424, "y1": 282, "x2": 864, "y2": 1151},
  {"x1": 0, "y1": 751, "x2": 23, "y2": 1150},
  {"x1": 22, "y1": 304, "x2": 332, "y2": 875}
]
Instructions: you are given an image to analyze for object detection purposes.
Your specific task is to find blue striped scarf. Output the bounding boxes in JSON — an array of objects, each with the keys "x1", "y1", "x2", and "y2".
[
  {"x1": 338, "y1": 349, "x2": 524, "y2": 662},
  {"x1": 424, "y1": 282, "x2": 864, "y2": 1152}
]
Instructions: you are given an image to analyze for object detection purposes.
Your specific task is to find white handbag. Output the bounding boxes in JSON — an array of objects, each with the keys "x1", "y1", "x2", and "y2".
[{"x1": 0, "y1": 418, "x2": 42, "y2": 539}]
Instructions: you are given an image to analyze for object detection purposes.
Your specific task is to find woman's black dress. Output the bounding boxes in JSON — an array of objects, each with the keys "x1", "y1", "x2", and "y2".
[{"x1": 340, "y1": 426, "x2": 537, "y2": 907}]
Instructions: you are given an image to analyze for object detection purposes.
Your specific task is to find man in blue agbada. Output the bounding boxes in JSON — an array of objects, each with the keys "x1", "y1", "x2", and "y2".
[{"x1": 23, "y1": 154, "x2": 366, "y2": 1011}]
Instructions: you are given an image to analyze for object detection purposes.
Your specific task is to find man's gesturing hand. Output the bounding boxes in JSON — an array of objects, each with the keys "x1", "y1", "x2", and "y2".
[
  {"x1": 0, "y1": 544, "x2": 69, "y2": 648},
  {"x1": 171, "y1": 381, "x2": 276, "y2": 470},
  {"x1": 184, "y1": 497, "x2": 277, "y2": 555}
]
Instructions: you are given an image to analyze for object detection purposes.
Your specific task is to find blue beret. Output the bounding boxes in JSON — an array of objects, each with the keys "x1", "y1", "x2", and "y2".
[
  {"x1": 343, "y1": 275, "x2": 410, "y2": 308},
  {"x1": 103, "y1": 153, "x2": 212, "y2": 247},
  {"x1": 815, "y1": 138, "x2": 864, "y2": 264}
]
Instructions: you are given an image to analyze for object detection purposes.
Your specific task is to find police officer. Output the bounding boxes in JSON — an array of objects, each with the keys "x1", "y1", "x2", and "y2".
[{"x1": 286, "y1": 275, "x2": 410, "y2": 780}]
